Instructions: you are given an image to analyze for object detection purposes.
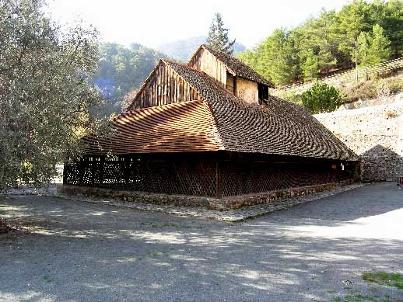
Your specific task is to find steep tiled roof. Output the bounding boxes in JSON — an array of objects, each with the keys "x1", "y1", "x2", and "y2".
[
  {"x1": 165, "y1": 61, "x2": 358, "y2": 161},
  {"x1": 84, "y1": 60, "x2": 357, "y2": 161},
  {"x1": 83, "y1": 100, "x2": 222, "y2": 155},
  {"x1": 191, "y1": 44, "x2": 274, "y2": 87}
]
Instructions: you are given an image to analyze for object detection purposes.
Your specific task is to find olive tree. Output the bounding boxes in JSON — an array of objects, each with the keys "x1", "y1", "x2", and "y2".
[{"x1": 0, "y1": 0, "x2": 103, "y2": 189}]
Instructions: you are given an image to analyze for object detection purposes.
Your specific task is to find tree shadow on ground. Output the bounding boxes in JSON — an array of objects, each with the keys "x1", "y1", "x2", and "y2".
[{"x1": 0, "y1": 182, "x2": 402, "y2": 301}]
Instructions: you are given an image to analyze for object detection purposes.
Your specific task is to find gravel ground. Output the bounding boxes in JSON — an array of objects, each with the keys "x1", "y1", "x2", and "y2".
[{"x1": 0, "y1": 182, "x2": 402, "y2": 302}]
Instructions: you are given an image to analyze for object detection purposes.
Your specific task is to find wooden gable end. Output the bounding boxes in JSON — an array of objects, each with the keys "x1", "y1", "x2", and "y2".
[
  {"x1": 129, "y1": 61, "x2": 202, "y2": 109},
  {"x1": 188, "y1": 47, "x2": 227, "y2": 87}
]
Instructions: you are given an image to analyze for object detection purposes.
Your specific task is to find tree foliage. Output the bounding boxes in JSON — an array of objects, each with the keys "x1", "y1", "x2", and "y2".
[
  {"x1": 94, "y1": 43, "x2": 165, "y2": 114},
  {"x1": 358, "y1": 31, "x2": 371, "y2": 66},
  {"x1": 239, "y1": 29, "x2": 298, "y2": 85},
  {"x1": 207, "y1": 13, "x2": 236, "y2": 54},
  {"x1": 367, "y1": 24, "x2": 391, "y2": 65},
  {"x1": 239, "y1": 0, "x2": 402, "y2": 86},
  {"x1": 301, "y1": 49, "x2": 320, "y2": 80},
  {"x1": 358, "y1": 24, "x2": 391, "y2": 66},
  {"x1": 0, "y1": 0, "x2": 103, "y2": 189},
  {"x1": 301, "y1": 83, "x2": 342, "y2": 114}
]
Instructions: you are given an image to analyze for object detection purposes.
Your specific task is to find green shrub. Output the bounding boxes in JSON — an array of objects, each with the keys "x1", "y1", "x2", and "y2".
[{"x1": 301, "y1": 82, "x2": 341, "y2": 114}]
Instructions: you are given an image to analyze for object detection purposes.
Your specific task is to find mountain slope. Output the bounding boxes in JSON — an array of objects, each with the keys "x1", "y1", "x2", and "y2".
[
  {"x1": 158, "y1": 36, "x2": 246, "y2": 61},
  {"x1": 94, "y1": 43, "x2": 167, "y2": 114}
]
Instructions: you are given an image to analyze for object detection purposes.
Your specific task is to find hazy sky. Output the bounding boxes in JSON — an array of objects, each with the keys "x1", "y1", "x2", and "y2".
[{"x1": 46, "y1": 0, "x2": 351, "y2": 49}]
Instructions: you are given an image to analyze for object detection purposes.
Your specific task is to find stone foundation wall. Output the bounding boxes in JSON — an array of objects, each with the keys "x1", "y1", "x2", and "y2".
[
  {"x1": 314, "y1": 96, "x2": 403, "y2": 181},
  {"x1": 60, "y1": 180, "x2": 353, "y2": 210}
]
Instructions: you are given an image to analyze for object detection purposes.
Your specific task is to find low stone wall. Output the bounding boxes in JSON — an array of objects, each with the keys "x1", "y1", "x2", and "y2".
[
  {"x1": 60, "y1": 180, "x2": 354, "y2": 210},
  {"x1": 314, "y1": 96, "x2": 403, "y2": 181},
  {"x1": 216, "y1": 180, "x2": 353, "y2": 209},
  {"x1": 60, "y1": 185, "x2": 213, "y2": 208}
]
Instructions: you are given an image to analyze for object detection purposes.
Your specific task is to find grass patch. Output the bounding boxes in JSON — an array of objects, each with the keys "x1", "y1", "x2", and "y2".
[
  {"x1": 333, "y1": 294, "x2": 393, "y2": 302},
  {"x1": 362, "y1": 272, "x2": 403, "y2": 290}
]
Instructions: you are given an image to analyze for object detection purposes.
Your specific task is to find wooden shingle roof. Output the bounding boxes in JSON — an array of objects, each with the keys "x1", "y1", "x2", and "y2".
[
  {"x1": 166, "y1": 61, "x2": 357, "y2": 161},
  {"x1": 83, "y1": 60, "x2": 357, "y2": 161},
  {"x1": 83, "y1": 100, "x2": 222, "y2": 155},
  {"x1": 190, "y1": 44, "x2": 274, "y2": 87}
]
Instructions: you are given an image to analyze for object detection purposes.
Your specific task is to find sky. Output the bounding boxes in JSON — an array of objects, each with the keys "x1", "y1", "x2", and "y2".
[{"x1": 46, "y1": 0, "x2": 351, "y2": 49}]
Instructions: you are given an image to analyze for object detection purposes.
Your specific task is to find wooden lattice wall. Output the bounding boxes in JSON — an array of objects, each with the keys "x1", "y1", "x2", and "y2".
[{"x1": 63, "y1": 153, "x2": 357, "y2": 198}]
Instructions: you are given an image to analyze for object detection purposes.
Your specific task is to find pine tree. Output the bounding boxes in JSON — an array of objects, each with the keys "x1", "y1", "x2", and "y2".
[
  {"x1": 337, "y1": 0, "x2": 372, "y2": 64},
  {"x1": 207, "y1": 13, "x2": 235, "y2": 54},
  {"x1": 260, "y1": 29, "x2": 299, "y2": 86},
  {"x1": 357, "y1": 31, "x2": 370, "y2": 66},
  {"x1": 367, "y1": 24, "x2": 391, "y2": 65},
  {"x1": 302, "y1": 49, "x2": 320, "y2": 80},
  {"x1": 357, "y1": 25, "x2": 391, "y2": 67}
]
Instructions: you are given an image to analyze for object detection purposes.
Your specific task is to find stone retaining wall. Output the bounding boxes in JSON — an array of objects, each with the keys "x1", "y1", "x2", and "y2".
[
  {"x1": 60, "y1": 180, "x2": 353, "y2": 210},
  {"x1": 314, "y1": 96, "x2": 403, "y2": 181}
]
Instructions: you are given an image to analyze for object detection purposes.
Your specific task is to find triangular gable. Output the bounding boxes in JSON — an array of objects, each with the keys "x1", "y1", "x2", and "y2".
[{"x1": 128, "y1": 60, "x2": 202, "y2": 110}]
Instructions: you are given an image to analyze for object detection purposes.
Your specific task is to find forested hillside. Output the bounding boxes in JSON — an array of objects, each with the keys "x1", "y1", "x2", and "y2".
[
  {"x1": 94, "y1": 43, "x2": 167, "y2": 114},
  {"x1": 239, "y1": 0, "x2": 402, "y2": 86},
  {"x1": 93, "y1": 1, "x2": 402, "y2": 114}
]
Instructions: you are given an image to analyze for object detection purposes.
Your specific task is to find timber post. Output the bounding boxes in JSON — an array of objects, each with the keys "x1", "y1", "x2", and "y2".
[
  {"x1": 99, "y1": 156, "x2": 104, "y2": 185},
  {"x1": 215, "y1": 160, "x2": 222, "y2": 199}
]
